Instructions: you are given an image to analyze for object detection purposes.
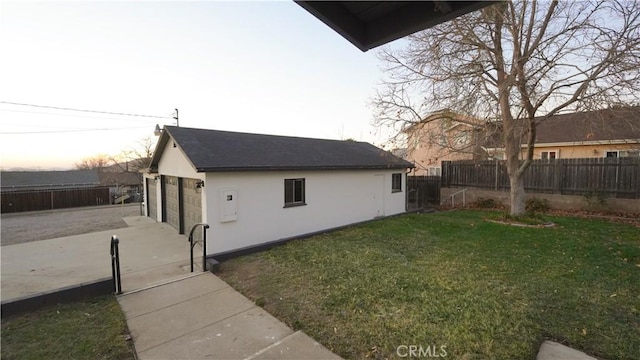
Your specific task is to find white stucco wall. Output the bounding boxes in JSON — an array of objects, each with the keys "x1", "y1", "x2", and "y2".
[
  {"x1": 148, "y1": 136, "x2": 409, "y2": 254},
  {"x1": 142, "y1": 173, "x2": 163, "y2": 222},
  {"x1": 157, "y1": 140, "x2": 204, "y2": 180},
  {"x1": 204, "y1": 170, "x2": 407, "y2": 254},
  {"x1": 143, "y1": 140, "x2": 203, "y2": 222}
]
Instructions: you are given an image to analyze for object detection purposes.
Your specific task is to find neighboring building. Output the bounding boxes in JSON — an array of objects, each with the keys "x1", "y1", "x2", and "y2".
[
  {"x1": 485, "y1": 107, "x2": 640, "y2": 160},
  {"x1": 0, "y1": 170, "x2": 109, "y2": 213},
  {"x1": 407, "y1": 107, "x2": 640, "y2": 175},
  {"x1": 144, "y1": 126, "x2": 414, "y2": 256},
  {"x1": 0, "y1": 169, "x2": 100, "y2": 191},
  {"x1": 405, "y1": 111, "x2": 491, "y2": 176},
  {"x1": 98, "y1": 171, "x2": 143, "y2": 203}
]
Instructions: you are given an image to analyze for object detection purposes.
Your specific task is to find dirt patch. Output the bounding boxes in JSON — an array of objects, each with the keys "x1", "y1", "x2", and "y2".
[
  {"x1": 485, "y1": 219, "x2": 556, "y2": 228},
  {"x1": 217, "y1": 257, "x2": 270, "y2": 302},
  {"x1": 1, "y1": 204, "x2": 142, "y2": 246}
]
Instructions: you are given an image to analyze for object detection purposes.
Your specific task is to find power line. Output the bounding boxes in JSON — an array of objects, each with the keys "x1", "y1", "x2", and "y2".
[
  {"x1": 0, "y1": 108, "x2": 161, "y2": 123},
  {"x1": 0, "y1": 126, "x2": 151, "y2": 135},
  {"x1": 0, "y1": 101, "x2": 172, "y2": 119}
]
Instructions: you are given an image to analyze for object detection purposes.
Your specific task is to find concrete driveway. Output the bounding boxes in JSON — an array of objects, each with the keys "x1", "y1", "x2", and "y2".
[
  {"x1": 1, "y1": 204, "x2": 141, "y2": 246},
  {"x1": 1, "y1": 217, "x2": 195, "y2": 302}
]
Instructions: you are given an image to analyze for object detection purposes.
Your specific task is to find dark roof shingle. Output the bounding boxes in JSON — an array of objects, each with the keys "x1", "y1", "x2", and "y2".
[
  {"x1": 535, "y1": 107, "x2": 640, "y2": 143},
  {"x1": 150, "y1": 127, "x2": 414, "y2": 172},
  {"x1": 1, "y1": 170, "x2": 100, "y2": 191},
  {"x1": 483, "y1": 107, "x2": 640, "y2": 147}
]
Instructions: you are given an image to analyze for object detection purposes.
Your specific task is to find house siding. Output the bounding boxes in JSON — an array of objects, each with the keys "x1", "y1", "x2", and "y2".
[
  {"x1": 205, "y1": 170, "x2": 406, "y2": 254},
  {"x1": 526, "y1": 143, "x2": 639, "y2": 159}
]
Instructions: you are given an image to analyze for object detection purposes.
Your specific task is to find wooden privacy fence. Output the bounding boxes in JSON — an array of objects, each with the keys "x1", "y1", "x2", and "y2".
[
  {"x1": 407, "y1": 176, "x2": 441, "y2": 210},
  {"x1": 442, "y1": 157, "x2": 640, "y2": 199},
  {"x1": 1, "y1": 186, "x2": 111, "y2": 213}
]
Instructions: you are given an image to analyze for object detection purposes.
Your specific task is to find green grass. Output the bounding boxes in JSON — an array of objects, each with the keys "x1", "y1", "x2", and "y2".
[
  {"x1": 1, "y1": 296, "x2": 135, "y2": 360},
  {"x1": 218, "y1": 210, "x2": 640, "y2": 360}
]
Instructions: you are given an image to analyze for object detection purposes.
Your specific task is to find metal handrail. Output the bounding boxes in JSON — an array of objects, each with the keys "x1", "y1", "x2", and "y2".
[
  {"x1": 110, "y1": 235, "x2": 122, "y2": 294},
  {"x1": 188, "y1": 223, "x2": 210, "y2": 272},
  {"x1": 444, "y1": 188, "x2": 468, "y2": 207}
]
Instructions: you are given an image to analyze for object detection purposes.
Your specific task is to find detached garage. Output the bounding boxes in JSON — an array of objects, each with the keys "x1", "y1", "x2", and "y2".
[{"x1": 144, "y1": 126, "x2": 414, "y2": 256}]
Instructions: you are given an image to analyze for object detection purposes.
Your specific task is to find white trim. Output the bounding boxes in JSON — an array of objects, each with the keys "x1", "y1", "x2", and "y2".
[
  {"x1": 605, "y1": 149, "x2": 640, "y2": 158},
  {"x1": 484, "y1": 139, "x2": 640, "y2": 151},
  {"x1": 540, "y1": 149, "x2": 560, "y2": 160}
]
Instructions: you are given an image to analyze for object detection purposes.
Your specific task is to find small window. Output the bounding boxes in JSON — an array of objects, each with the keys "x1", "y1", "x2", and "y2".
[
  {"x1": 284, "y1": 178, "x2": 305, "y2": 207},
  {"x1": 605, "y1": 151, "x2": 619, "y2": 158},
  {"x1": 427, "y1": 167, "x2": 441, "y2": 176},
  {"x1": 391, "y1": 173, "x2": 402, "y2": 192},
  {"x1": 541, "y1": 151, "x2": 558, "y2": 160}
]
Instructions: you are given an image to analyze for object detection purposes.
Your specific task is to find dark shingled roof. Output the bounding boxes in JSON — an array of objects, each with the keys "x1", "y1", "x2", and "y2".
[
  {"x1": 149, "y1": 126, "x2": 414, "y2": 172},
  {"x1": 534, "y1": 107, "x2": 640, "y2": 143},
  {"x1": 1, "y1": 169, "x2": 100, "y2": 191},
  {"x1": 98, "y1": 171, "x2": 141, "y2": 187},
  {"x1": 483, "y1": 107, "x2": 640, "y2": 147}
]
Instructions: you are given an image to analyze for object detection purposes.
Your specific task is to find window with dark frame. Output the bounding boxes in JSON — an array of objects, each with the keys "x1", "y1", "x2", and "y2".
[
  {"x1": 391, "y1": 173, "x2": 402, "y2": 192},
  {"x1": 284, "y1": 178, "x2": 305, "y2": 207}
]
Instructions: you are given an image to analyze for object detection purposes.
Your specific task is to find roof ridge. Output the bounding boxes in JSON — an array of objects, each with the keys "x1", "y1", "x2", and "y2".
[{"x1": 164, "y1": 126, "x2": 368, "y2": 144}]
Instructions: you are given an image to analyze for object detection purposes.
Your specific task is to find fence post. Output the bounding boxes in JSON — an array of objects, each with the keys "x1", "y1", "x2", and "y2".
[
  {"x1": 636, "y1": 159, "x2": 640, "y2": 199},
  {"x1": 442, "y1": 161, "x2": 450, "y2": 187},
  {"x1": 494, "y1": 160, "x2": 499, "y2": 191},
  {"x1": 553, "y1": 159, "x2": 562, "y2": 194}
]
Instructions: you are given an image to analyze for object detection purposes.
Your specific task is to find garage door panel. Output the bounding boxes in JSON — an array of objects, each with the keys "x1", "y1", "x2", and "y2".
[
  {"x1": 164, "y1": 176, "x2": 179, "y2": 230},
  {"x1": 147, "y1": 179, "x2": 157, "y2": 220},
  {"x1": 182, "y1": 178, "x2": 202, "y2": 241}
]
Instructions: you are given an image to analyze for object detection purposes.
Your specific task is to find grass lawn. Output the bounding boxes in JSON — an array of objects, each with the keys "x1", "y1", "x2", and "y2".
[
  {"x1": 218, "y1": 210, "x2": 640, "y2": 360},
  {"x1": 1, "y1": 295, "x2": 135, "y2": 360}
]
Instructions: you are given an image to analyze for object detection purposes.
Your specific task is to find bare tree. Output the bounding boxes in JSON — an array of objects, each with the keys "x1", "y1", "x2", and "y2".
[
  {"x1": 75, "y1": 154, "x2": 112, "y2": 171},
  {"x1": 373, "y1": 0, "x2": 640, "y2": 215},
  {"x1": 111, "y1": 137, "x2": 156, "y2": 181}
]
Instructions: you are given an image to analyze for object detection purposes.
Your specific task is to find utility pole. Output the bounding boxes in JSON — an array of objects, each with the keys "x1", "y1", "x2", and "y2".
[{"x1": 174, "y1": 108, "x2": 179, "y2": 127}]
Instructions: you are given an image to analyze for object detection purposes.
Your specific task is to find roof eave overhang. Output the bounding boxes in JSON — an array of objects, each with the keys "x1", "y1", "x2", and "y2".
[
  {"x1": 296, "y1": 1, "x2": 498, "y2": 52},
  {"x1": 195, "y1": 164, "x2": 415, "y2": 173},
  {"x1": 483, "y1": 139, "x2": 640, "y2": 151},
  {"x1": 146, "y1": 126, "x2": 199, "y2": 174}
]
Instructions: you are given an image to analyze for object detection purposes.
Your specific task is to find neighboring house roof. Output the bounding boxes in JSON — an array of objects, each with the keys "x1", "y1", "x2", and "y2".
[
  {"x1": 149, "y1": 126, "x2": 414, "y2": 172},
  {"x1": 484, "y1": 107, "x2": 640, "y2": 149},
  {"x1": 98, "y1": 172, "x2": 141, "y2": 187},
  {"x1": 0, "y1": 169, "x2": 100, "y2": 191},
  {"x1": 391, "y1": 148, "x2": 409, "y2": 160},
  {"x1": 534, "y1": 107, "x2": 640, "y2": 144},
  {"x1": 405, "y1": 110, "x2": 485, "y2": 134}
]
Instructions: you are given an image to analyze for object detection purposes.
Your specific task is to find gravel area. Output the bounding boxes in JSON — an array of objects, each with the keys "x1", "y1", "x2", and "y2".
[{"x1": 1, "y1": 204, "x2": 142, "y2": 246}]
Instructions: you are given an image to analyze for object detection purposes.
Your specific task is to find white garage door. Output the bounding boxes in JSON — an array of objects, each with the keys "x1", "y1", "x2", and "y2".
[
  {"x1": 147, "y1": 178, "x2": 157, "y2": 220},
  {"x1": 182, "y1": 178, "x2": 203, "y2": 241},
  {"x1": 164, "y1": 176, "x2": 180, "y2": 230}
]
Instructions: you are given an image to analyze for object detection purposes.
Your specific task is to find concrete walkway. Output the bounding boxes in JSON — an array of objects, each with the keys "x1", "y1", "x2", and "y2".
[
  {"x1": 1, "y1": 215, "x2": 341, "y2": 359},
  {"x1": 118, "y1": 272, "x2": 340, "y2": 360},
  {"x1": 536, "y1": 341, "x2": 598, "y2": 360}
]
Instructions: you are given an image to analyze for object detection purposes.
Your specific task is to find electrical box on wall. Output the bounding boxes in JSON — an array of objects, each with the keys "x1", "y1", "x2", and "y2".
[{"x1": 220, "y1": 188, "x2": 238, "y2": 222}]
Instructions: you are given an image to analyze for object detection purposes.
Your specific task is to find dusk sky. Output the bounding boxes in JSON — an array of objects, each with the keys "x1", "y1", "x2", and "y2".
[{"x1": 0, "y1": 1, "x2": 404, "y2": 170}]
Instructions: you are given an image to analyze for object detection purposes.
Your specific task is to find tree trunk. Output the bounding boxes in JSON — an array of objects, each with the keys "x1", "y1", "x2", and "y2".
[{"x1": 509, "y1": 173, "x2": 526, "y2": 216}]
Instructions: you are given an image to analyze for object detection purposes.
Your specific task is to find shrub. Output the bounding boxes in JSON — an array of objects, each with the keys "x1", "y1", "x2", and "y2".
[
  {"x1": 474, "y1": 197, "x2": 499, "y2": 209},
  {"x1": 584, "y1": 190, "x2": 608, "y2": 207},
  {"x1": 526, "y1": 197, "x2": 549, "y2": 213}
]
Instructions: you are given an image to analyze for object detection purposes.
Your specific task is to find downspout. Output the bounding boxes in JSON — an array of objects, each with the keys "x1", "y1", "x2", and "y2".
[{"x1": 405, "y1": 167, "x2": 412, "y2": 212}]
